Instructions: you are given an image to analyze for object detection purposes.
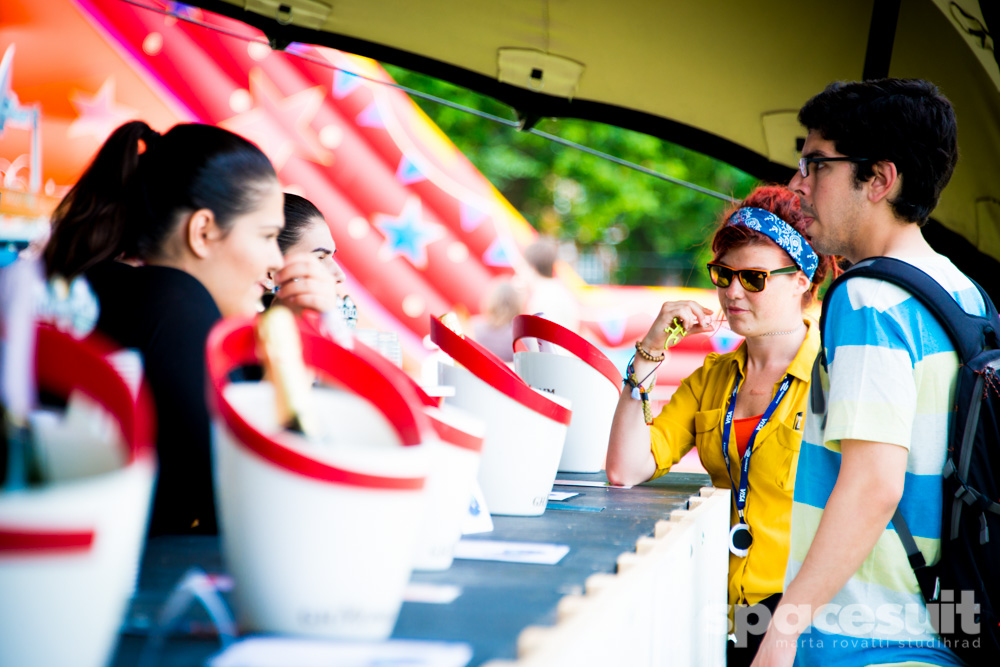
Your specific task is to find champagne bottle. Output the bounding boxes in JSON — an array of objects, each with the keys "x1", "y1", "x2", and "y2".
[
  {"x1": 254, "y1": 305, "x2": 319, "y2": 438},
  {"x1": 0, "y1": 411, "x2": 40, "y2": 489},
  {"x1": 439, "y1": 312, "x2": 464, "y2": 337},
  {"x1": 0, "y1": 258, "x2": 42, "y2": 489}
]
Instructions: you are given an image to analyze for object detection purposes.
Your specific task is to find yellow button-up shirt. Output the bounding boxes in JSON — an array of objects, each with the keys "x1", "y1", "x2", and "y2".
[{"x1": 649, "y1": 319, "x2": 819, "y2": 607}]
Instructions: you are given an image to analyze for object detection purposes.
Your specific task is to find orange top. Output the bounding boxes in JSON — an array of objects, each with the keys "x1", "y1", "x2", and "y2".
[{"x1": 733, "y1": 414, "x2": 763, "y2": 459}]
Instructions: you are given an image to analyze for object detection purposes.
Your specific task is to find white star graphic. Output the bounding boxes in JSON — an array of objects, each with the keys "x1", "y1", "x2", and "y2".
[
  {"x1": 68, "y1": 78, "x2": 138, "y2": 143},
  {"x1": 220, "y1": 67, "x2": 331, "y2": 172}
]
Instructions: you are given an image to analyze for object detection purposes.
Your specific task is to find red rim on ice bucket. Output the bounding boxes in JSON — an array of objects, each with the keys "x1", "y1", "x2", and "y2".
[
  {"x1": 429, "y1": 316, "x2": 571, "y2": 426},
  {"x1": 351, "y1": 338, "x2": 441, "y2": 408},
  {"x1": 0, "y1": 326, "x2": 156, "y2": 555},
  {"x1": 423, "y1": 407, "x2": 484, "y2": 453},
  {"x1": 348, "y1": 339, "x2": 482, "y2": 452},
  {"x1": 289, "y1": 317, "x2": 477, "y2": 453},
  {"x1": 205, "y1": 316, "x2": 428, "y2": 491},
  {"x1": 296, "y1": 312, "x2": 440, "y2": 410},
  {"x1": 512, "y1": 315, "x2": 622, "y2": 392}
]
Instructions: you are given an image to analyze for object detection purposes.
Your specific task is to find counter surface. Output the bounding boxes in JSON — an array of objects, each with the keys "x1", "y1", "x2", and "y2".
[{"x1": 111, "y1": 471, "x2": 712, "y2": 666}]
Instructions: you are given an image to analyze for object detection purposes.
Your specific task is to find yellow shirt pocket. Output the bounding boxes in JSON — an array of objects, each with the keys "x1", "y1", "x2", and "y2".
[{"x1": 751, "y1": 421, "x2": 801, "y2": 493}]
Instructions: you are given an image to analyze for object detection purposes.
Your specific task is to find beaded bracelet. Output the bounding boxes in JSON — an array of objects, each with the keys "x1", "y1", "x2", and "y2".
[{"x1": 634, "y1": 339, "x2": 665, "y2": 363}]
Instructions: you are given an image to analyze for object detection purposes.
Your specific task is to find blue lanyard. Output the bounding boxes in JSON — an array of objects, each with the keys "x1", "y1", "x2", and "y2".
[{"x1": 721, "y1": 370, "x2": 793, "y2": 522}]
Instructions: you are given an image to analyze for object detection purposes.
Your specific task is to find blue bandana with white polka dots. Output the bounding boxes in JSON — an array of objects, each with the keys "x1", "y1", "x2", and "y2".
[{"x1": 728, "y1": 207, "x2": 818, "y2": 280}]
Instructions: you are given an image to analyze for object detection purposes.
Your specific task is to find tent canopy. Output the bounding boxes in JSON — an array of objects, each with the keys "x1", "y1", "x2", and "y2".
[{"x1": 189, "y1": 0, "x2": 1000, "y2": 271}]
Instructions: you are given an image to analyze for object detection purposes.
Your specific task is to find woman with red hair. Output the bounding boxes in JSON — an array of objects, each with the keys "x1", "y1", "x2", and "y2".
[{"x1": 606, "y1": 184, "x2": 837, "y2": 666}]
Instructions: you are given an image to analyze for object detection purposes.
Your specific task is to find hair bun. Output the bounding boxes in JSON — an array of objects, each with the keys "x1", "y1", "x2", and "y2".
[{"x1": 139, "y1": 127, "x2": 161, "y2": 155}]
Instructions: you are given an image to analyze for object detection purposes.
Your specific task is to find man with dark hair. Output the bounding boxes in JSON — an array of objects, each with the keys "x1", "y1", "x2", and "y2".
[
  {"x1": 796, "y1": 79, "x2": 958, "y2": 226},
  {"x1": 753, "y1": 79, "x2": 984, "y2": 666}
]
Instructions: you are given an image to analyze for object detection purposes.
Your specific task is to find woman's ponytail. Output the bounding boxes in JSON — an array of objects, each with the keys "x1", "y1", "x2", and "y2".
[
  {"x1": 43, "y1": 121, "x2": 152, "y2": 278},
  {"x1": 45, "y1": 120, "x2": 275, "y2": 277}
]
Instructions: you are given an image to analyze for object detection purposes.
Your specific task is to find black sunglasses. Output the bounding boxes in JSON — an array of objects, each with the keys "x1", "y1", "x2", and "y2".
[{"x1": 707, "y1": 262, "x2": 799, "y2": 293}]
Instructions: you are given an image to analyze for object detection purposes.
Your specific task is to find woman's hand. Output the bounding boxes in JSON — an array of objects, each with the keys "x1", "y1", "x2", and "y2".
[
  {"x1": 640, "y1": 300, "x2": 715, "y2": 351},
  {"x1": 271, "y1": 253, "x2": 342, "y2": 315}
]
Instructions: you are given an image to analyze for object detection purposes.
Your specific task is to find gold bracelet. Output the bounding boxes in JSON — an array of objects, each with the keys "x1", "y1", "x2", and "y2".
[{"x1": 635, "y1": 340, "x2": 665, "y2": 363}]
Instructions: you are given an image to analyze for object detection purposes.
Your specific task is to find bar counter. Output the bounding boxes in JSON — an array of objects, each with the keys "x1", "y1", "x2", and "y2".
[{"x1": 111, "y1": 471, "x2": 725, "y2": 667}]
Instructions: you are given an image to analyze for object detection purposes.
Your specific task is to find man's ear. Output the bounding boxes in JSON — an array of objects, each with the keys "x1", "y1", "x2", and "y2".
[
  {"x1": 185, "y1": 208, "x2": 220, "y2": 259},
  {"x1": 867, "y1": 160, "x2": 900, "y2": 205}
]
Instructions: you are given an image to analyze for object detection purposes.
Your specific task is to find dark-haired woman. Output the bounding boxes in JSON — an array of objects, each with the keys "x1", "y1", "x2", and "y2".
[
  {"x1": 605, "y1": 185, "x2": 838, "y2": 666},
  {"x1": 44, "y1": 121, "x2": 284, "y2": 534},
  {"x1": 279, "y1": 193, "x2": 345, "y2": 280},
  {"x1": 264, "y1": 192, "x2": 347, "y2": 316}
]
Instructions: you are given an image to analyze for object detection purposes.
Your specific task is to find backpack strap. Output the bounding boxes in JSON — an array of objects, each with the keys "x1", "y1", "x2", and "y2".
[
  {"x1": 809, "y1": 353, "x2": 826, "y2": 428},
  {"x1": 892, "y1": 506, "x2": 928, "y2": 569},
  {"x1": 812, "y1": 256, "x2": 999, "y2": 416},
  {"x1": 892, "y1": 505, "x2": 941, "y2": 601},
  {"x1": 826, "y1": 257, "x2": 997, "y2": 364}
]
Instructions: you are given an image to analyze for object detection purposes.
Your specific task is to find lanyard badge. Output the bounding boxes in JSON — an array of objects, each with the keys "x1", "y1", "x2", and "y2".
[{"x1": 721, "y1": 370, "x2": 792, "y2": 558}]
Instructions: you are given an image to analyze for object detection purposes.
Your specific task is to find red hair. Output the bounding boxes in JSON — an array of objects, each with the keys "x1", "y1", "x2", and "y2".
[{"x1": 711, "y1": 185, "x2": 840, "y2": 305}]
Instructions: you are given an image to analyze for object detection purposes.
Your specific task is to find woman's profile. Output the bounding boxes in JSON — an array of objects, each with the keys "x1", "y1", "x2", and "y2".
[
  {"x1": 605, "y1": 184, "x2": 838, "y2": 666},
  {"x1": 267, "y1": 192, "x2": 348, "y2": 319},
  {"x1": 43, "y1": 121, "x2": 285, "y2": 534}
]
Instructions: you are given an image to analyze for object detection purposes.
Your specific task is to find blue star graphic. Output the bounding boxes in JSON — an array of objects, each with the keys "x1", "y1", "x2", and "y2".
[
  {"x1": 482, "y1": 237, "x2": 513, "y2": 268},
  {"x1": 374, "y1": 198, "x2": 444, "y2": 269},
  {"x1": 166, "y1": 2, "x2": 198, "y2": 20},
  {"x1": 356, "y1": 101, "x2": 384, "y2": 128},
  {"x1": 395, "y1": 156, "x2": 426, "y2": 185},
  {"x1": 333, "y1": 70, "x2": 364, "y2": 99}
]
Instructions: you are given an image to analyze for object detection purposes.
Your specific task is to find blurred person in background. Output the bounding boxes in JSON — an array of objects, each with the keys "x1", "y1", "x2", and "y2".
[
  {"x1": 523, "y1": 236, "x2": 580, "y2": 334},
  {"x1": 469, "y1": 277, "x2": 526, "y2": 363}
]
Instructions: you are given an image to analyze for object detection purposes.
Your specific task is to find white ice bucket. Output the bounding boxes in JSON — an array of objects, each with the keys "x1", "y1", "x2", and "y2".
[
  {"x1": 207, "y1": 317, "x2": 431, "y2": 640},
  {"x1": 0, "y1": 326, "x2": 157, "y2": 667},
  {"x1": 512, "y1": 315, "x2": 622, "y2": 473},
  {"x1": 431, "y1": 316, "x2": 571, "y2": 516},
  {"x1": 349, "y1": 339, "x2": 485, "y2": 571},
  {"x1": 416, "y1": 405, "x2": 484, "y2": 569}
]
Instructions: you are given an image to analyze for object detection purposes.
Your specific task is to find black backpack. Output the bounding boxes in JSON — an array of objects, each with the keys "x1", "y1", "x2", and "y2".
[{"x1": 813, "y1": 256, "x2": 1000, "y2": 662}]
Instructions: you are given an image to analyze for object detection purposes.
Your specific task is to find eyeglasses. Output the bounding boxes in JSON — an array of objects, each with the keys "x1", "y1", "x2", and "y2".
[
  {"x1": 797, "y1": 156, "x2": 870, "y2": 178},
  {"x1": 707, "y1": 262, "x2": 799, "y2": 293}
]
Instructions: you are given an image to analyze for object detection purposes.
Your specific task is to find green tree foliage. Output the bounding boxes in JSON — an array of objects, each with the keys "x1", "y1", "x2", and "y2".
[{"x1": 383, "y1": 65, "x2": 759, "y2": 288}]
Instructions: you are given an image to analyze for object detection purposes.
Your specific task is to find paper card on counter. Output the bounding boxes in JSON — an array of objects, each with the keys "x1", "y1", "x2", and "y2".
[
  {"x1": 554, "y1": 479, "x2": 632, "y2": 489},
  {"x1": 547, "y1": 491, "x2": 579, "y2": 501},
  {"x1": 460, "y1": 480, "x2": 493, "y2": 535},
  {"x1": 209, "y1": 637, "x2": 473, "y2": 667},
  {"x1": 404, "y1": 582, "x2": 462, "y2": 604},
  {"x1": 419, "y1": 384, "x2": 456, "y2": 398},
  {"x1": 453, "y1": 539, "x2": 569, "y2": 565},
  {"x1": 546, "y1": 503, "x2": 604, "y2": 512}
]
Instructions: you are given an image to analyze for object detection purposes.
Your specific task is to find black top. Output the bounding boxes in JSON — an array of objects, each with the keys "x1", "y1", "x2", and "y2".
[{"x1": 87, "y1": 262, "x2": 221, "y2": 535}]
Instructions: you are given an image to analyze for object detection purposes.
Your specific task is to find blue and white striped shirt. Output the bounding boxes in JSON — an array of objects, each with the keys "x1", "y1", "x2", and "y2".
[{"x1": 788, "y1": 254, "x2": 985, "y2": 666}]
